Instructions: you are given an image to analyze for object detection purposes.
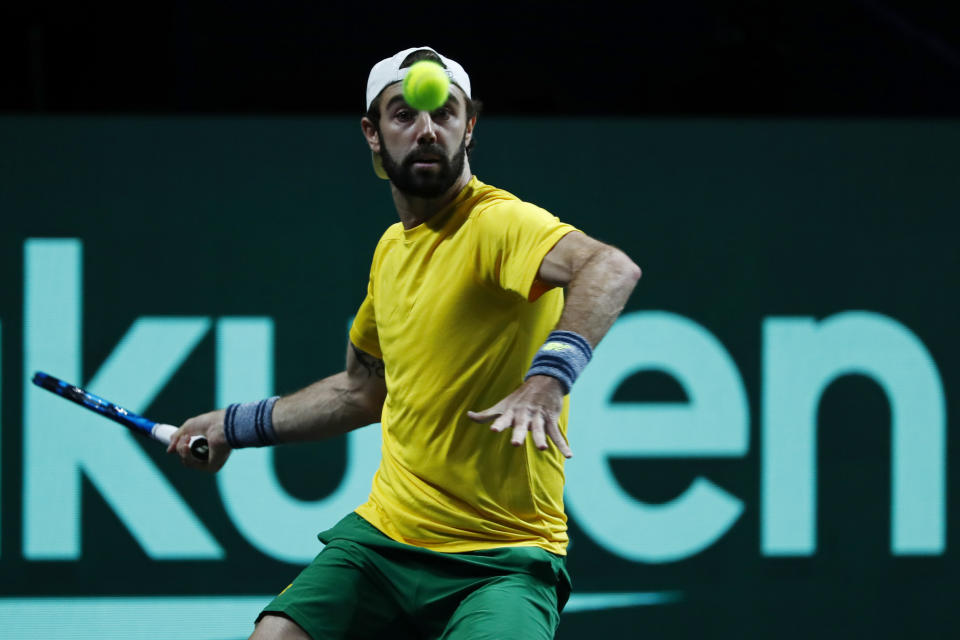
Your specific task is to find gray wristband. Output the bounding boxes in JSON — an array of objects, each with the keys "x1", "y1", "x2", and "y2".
[
  {"x1": 524, "y1": 330, "x2": 593, "y2": 395},
  {"x1": 224, "y1": 396, "x2": 280, "y2": 448}
]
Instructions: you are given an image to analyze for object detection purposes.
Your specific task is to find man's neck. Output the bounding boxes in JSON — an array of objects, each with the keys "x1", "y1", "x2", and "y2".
[{"x1": 391, "y1": 166, "x2": 473, "y2": 230}]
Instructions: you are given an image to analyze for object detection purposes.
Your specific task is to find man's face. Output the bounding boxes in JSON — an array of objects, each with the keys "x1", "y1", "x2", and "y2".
[{"x1": 373, "y1": 83, "x2": 472, "y2": 198}]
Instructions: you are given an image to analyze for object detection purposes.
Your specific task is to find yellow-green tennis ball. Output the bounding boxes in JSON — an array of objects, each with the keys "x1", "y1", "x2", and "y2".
[{"x1": 403, "y1": 61, "x2": 451, "y2": 111}]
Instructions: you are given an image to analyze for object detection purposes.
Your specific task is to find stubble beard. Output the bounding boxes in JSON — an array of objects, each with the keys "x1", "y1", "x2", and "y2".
[{"x1": 378, "y1": 131, "x2": 468, "y2": 198}]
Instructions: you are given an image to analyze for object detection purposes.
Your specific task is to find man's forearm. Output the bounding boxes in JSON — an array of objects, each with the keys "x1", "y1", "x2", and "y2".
[
  {"x1": 555, "y1": 246, "x2": 641, "y2": 347},
  {"x1": 468, "y1": 245, "x2": 639, "y2": 457},
  {"x1": 271, "y1": 372, "x2": 382, "y2": 443}
]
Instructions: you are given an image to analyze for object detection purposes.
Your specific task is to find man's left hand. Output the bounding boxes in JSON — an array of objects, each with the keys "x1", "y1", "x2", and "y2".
[{"x1": 466, "y1": 375, "x2": 572, "y2": 458}]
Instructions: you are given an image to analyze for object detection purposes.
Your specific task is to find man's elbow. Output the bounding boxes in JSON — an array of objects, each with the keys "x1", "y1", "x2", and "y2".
[
  {"x1": 360, "y1": 391, "x2": 386, "y2": 426},
  {"x1": 607, "y1": 247, "x2": 642, "y2": 284}
]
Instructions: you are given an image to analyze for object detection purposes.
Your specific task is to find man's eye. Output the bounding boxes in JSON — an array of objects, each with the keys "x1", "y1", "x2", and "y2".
[
  {"x1": 396, "y1": 110, "x2": 414, "y2": 121},
  {"x1": 433, "y1": 107, "x2": 451, "y2": 119}
]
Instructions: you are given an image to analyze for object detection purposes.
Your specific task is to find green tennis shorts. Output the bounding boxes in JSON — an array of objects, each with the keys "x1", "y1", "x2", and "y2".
[{"x1": 258, "y1": 512, "x2": 572, "y2": 640}]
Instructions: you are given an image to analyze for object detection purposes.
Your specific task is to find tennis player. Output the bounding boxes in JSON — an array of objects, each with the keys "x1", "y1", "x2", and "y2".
[{"x1": 169, "y1": 46, "x2": 640, "y2": 640}]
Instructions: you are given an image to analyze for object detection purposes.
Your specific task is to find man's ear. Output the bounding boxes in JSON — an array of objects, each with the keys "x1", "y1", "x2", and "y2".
[
  {"x1": 361, "y1": 117, "x2": 381, "y2": 153},
  {"x1": 464, "y1": 115, "x2": 477, "y2": 146}
]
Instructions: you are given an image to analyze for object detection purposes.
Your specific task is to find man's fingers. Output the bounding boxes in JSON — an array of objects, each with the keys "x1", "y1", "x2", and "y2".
[
  {"x1": 177, "y1": 436, "x2": 208, "y2": 469},
  {"x1": 530, "y1": 412, "x2": 548, "y2": 451},
  {"x1": 165, "y1": 432, "x2": 178, "y2": 453},
  {"x1": 489, "y1": 410, "x2": 514, "y2": 434},
  {"x1": 546, "y1": 420, "x2": 573, "y2": 458},
  {"x1": 176, "y1": 435, "x2": 191, "y2": 461},
  {"x1": 467, "y1": 408, "x2": 500, "y2": 423},
  {"x1": 510, "y1": 418, "x2": 530, "y2": 447},
  {"x1": 168, "y1": 419, "x2": 195, "y2": 454},
  {"x1": 471, "y1": 383, "x2": 566, "y2": 454}
]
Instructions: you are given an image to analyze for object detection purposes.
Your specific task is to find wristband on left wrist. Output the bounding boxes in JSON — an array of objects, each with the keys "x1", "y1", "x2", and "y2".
[{"x1": 524, "y1": 330, "x2": 593, "y2": 395}]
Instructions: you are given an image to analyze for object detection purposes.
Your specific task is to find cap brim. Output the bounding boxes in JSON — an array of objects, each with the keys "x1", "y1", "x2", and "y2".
[{"x1": 371, "y1": 152, "x2": 389, "y2": 180}]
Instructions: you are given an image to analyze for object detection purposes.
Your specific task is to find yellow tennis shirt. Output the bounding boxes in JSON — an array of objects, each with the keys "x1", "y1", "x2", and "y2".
[{"x1": 349, "y1": 176, "x2": 578, "y2": 555}]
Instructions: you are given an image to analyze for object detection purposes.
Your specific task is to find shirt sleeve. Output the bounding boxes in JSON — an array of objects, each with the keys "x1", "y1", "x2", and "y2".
[
  {"x1": 475, "y1": 200, "x2": 579, "y2": 301},
  {"x1": 349, "y1": 269, "x2": 382, "y2": 360}
]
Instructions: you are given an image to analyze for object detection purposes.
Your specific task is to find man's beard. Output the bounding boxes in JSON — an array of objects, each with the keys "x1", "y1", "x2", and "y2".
[{"x1": 378, "y1": 131, "x2": 467, "y2": 198}]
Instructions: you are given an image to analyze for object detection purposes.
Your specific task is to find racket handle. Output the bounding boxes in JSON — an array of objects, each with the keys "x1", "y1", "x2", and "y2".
[{"x1": 152, "y1": 423, "x2": 210, "y2": 462}]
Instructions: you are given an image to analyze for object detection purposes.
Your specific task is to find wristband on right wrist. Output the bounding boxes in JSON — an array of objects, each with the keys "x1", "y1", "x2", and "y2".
[{"x1": 224, "y1": 396, "x2": 280, "y2": 448}]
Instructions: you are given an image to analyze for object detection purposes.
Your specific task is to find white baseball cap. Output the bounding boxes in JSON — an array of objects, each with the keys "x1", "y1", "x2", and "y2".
[
  {"x1": 365, "y1": 46, "x2": 471, "y2": 111},
  {"x1": 365, "y1": 46, "x2": 472, "y2": 179}
]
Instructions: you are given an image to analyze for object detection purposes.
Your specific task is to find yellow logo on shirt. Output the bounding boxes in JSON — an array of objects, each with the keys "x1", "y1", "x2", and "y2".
[{"x1": 543, "y1": 342, "x2": 571, "y2": 352}]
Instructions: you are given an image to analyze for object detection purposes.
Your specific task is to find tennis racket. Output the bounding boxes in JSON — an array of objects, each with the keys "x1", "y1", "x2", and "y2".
[{"x1": 32, "y1": 371, "x2": 209, "y2": 461}]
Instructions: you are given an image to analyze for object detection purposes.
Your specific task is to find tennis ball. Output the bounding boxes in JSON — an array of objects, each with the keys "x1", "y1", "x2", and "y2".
[{"x1": 403, "y1": 61, "x2": 451, "y2": 112}]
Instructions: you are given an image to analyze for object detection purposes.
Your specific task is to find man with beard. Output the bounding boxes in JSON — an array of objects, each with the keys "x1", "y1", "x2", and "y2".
[{"x1": 168, "y1": 47, "x2": 641, "y2": 640}]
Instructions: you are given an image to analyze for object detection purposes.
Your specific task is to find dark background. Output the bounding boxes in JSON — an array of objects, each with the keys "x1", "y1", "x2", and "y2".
[
  {"x1": 2, "y1": 116, "x2": 957, "y2": 639},
  {"x1": 3, "y1": 0, "x2": 960, "y2": 116},
  {"x1": 2, "y1": 3, "x2": 960, "y2": 639}
]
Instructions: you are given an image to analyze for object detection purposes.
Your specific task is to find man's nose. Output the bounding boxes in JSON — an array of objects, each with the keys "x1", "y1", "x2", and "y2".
[{"x1": 414, "y1": 111, "x2": 437, "y2": 144}]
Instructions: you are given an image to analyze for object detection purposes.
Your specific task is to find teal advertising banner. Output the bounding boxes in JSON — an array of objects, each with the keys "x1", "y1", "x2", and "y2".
[{"x1": 1, "y1": 117, "x2": 957, "y2": 638}]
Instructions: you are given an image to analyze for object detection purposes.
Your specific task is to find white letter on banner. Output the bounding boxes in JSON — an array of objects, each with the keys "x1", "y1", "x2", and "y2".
[
  {"x1": 23, "y1": 238, "x2": 222, "y2": 559},
  {"x1": 566, "y1": 311, "x2": 748, "y2": 563},
  {"x1": 762, "y1": 312, "x2": 946, "y2": 556},
  {"x1": 216, "y1": 318, "x2": 381, "y2": 564}
]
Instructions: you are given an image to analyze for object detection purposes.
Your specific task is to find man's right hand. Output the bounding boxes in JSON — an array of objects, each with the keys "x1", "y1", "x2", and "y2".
[{"x1": 166, "y1": 409, "x2": 231, "y2": 472}]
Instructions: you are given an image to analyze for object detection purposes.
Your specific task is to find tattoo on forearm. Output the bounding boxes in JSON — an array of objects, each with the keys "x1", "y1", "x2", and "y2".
[{"x1": 352, "y1": 344, "x2": 385, "y2": 378}]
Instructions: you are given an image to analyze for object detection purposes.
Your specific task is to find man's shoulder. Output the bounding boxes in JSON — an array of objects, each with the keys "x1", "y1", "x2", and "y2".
[
  {"x1": 365, "y1": 222, "x2": 405, "y2": 268},
  {"x1": 468, "y1": 179, "x2": 549, "y2": 221},
  {"x1": 371, "y1": 221, "x2": 405, "y2": 246}
]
